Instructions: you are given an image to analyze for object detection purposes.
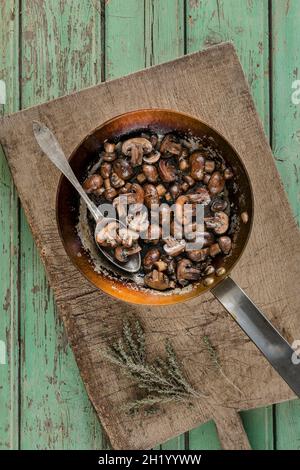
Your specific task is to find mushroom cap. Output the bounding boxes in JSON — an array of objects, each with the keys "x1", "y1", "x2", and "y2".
[
  {"x1": 144, "y1": 269, "x2": 170, "y2": 290},
  {"x1": 114, "y1": 245, "x2": 141, "y2": 263},
  {"x1": 143, "y1": 151, "x2": 161, "y2": 164},
  {"x1": 163, "y1": 237, "x2": 186, "y2": 256},
  {"x1": 144, "y1": 184, "x2": 159, "y2": 208},
  {"x1": 83, "y1": 174, "x2": 103, "y2": 193},
  {"x1": 213, "y1": 211, "x2": 229, "y2": 235},
  {"x1": 127, "y1": 210, "x2": 149, "y2": 232},
  {"x1": 176, "y1": 258, "x2": 201, "y2": 281},
  {"x1": 143, "y1": 247, "x2": 161, "y2": 268},
  {"x1": 187, "y1": 248, "x2": 209, "y2": 262},
  {"x1": 113, "y1": 158, "x2": 134, "y2": 180},
  {"x1": 218, "y1": 235, "x2": 232, "y2": 254},
  {"x1": 188, "y1": 187, "x2": 211, "y2": 205},
  {"x1": 96, "y1": 221, "x2": 120, "y2": 248},
  {"x1": 208, "y1": 171, "x2": 225, "y2": 195},
  {"x1": 122, "y1": 137, "x2": 153, "y2": 155},
  {"x1": 160, "y1": 134, "x2": 182, "y2": 156},
  {"x1": 205, "y1": 211, "x2": 229, "y2": 235},
  {"x1": 158, "y1": 160, "x2": 176, "y2": 183}
]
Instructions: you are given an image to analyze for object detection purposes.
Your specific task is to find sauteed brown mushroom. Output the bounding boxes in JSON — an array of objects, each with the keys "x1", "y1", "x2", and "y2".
[{"x1": 83, "y1": 131, "x2": 240, "y2": 291}]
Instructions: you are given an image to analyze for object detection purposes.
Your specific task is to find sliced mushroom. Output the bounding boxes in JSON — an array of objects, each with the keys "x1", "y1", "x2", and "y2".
[
  {"x1": 183, "y1": 175, "x2": 195, "y2": 187},
  {"x1": 127, "y1": 210, "x2": 149, "y2": 232},
  {"x1": 169, "y1": 183, "x2": 181, "y2": 199},
  {"x1": 208, "y1": 171, "x2": 225, "y2": 195},
  {"x1": 119, "y1": 182, "x2": 132, "y2": 194},
  {"x1": 113, "y1": 196, "x2": 128, "y2": 218},
  {"x1": 211, "y1": 197, "x2": 227, "y2": 212},
  {"x1": 136, "y1": 172, "x2": 147, "y2": 184},
  {"x1": 160, "y1": 134, "x2": 182, "y2": 156},
  {"x1": 103, "y1": 178, "x2": 118, "y2": 201},
  {"x1": 163, "y1": 237, "x2": 186, "y2": 256},
  {"x1": 158, "y1": 160, "x2": 176, "y2": 183},
  {"x1": 142, "y1": 164, "x2": 159, "y2": 183},
  {"x1": 100, "y1": 162, "x2": 112, "y2": 179},
  {"x1": 218, "y1": 236, "x2": 232, "y2": 254},
  {"x1": 113, "y1": 158, "x2": 133, "y2": 180},
  {"x1": 123, "y1": 183, "x2": 145, "y2": 205},
  {"x1": 179, "y1": 156, "x2": 189, "y2": 171},
  {"x1": 209, "y1": 243, "x2": 221, "y2": 257},
  {"x1": 166, "y1": 256, "x2": 176, "y2": 277},
  {"x1": 176, "y1": 258, "x2": 201, "y2": 282},
  {"x1": 143, "y1": 248, "x2": 161, "y2": 269},
  {"x1": 143, "y1": 150, "x2": 161, "y2": 164},
  {"x1": 114, "y1": 245, "x2": 141, "y2": 263},
  {"x1": 150, "y1": 134, "x2": 158, "y2": 147},
  {"x1": 205, "y1": 160, "x2": 215, "y2": 173},
  {"x1": 187, "y1": 248, "x2": 210, "y2": 262},
  {"x1": 153, "y1": 260, "x2": 168, "y2": 272},
  {"x1": 96, "y1": 221, "x2": 120, "y2": 248},
  {"x1": 189, "y1": 151, "x2": 205, "y2": 181},
  {"x1": 181, "y1": 182, "x2": 189, "y2": 192},
  {"x1": 83, "y1": 174, "x2": 103, "y2": 194},
  {"x1": 156, "y1": 184, "x2": 167, "y2": 197},
  {"x1": 205, "y1": 211, "x2": 229, "y2": 235},
  {"x1": 203, "y1": 174, "x2": 211, "y2": 185},
  {"x1": 118, "y1": 227, "x2": 140, "y2": 248},
  {"x1": 104, "y1": 142, "x2": 115, "y2": 154},
  {"x1": 122, "y1": 137, "x2": 153, "y2": 167},
  {"x1": 144, "y1": 270, "x2": 170, "y2": 290},
  {"x1": 188, "y1": 187, "x2": 211, "y2": 205},
  {"x1": 144, "y1": 184, "x2": 159, "y2": 208},
  {"x1": 183, "y1": 224, "x2": 215, "y2": 245},
  {"x1": 102, "y1": 150, "x2": 116, "y2": 162},
  {"x1": 110, "y1": 172, "x2": 125, "y2": 188}
]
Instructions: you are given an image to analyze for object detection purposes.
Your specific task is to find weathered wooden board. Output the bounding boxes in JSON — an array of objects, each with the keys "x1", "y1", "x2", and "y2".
[
  {"x1": 0, "y1": 0, "x2": 20, "y2": 450},
  {"x1": 19, "y1": 0, "x2": 104, "y2": 449},
  {"x1": 186, "y1": 0, "x2": 274, "y2": 449},
  {"x1": 1, "y1": 43, "x2": 300, "y2": 450},
  {"x1": 271, "y1": 0, "x2": 300, "y2": 447}
]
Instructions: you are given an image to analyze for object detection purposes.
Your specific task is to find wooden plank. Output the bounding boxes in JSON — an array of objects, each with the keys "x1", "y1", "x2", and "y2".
[
  {"x1": 1, "y1": 43, "x2": 300, "y2": 449},
  {"x1": 271, "y1": 0, "x2": 300, "y2": 448},
  {"x1": 186, "y1": 0, "x2": 269, "y2": 131},
  {"x1": 189, "y1": 421, "x2": 221, "y2": 450},
  {"x1": 145, "y1": 0, "x2": 186, "y2": 449},
  {"x1": 185, "y1": 0, "x2": 273, "y2": 449},
  {"x1": 275, "y1": 399, "x2": 300, "y2": 450},
  {"x1": 241, "y1": 406, "x2": 274, "y2": 450},
  {"x1": 0, "y1": 0, "x2": 19, "y2": 450},
  {"x1": 159, "y1": 434, "x2": 185, "y2": 451},
  {"x1": 19, "y1": 0, "x2": 103, "y2": 449},
  {"x1": 106, "y1": 0, "x2": 187, "y2": 449},
  {"x1": 144, "y1": 0, "x2": 184, "y2": 67},
  {"x1": 105, "y1": 0, "x2": 145, "y2": 80}
]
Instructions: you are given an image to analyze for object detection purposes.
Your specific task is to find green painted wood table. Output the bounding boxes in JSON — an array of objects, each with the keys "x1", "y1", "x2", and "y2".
[{"x1": 0, "y1": 0, "x2": 299, "y2": 450}]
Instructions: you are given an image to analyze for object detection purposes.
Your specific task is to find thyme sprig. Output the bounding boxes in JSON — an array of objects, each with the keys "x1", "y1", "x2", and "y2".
[{"x1": 104, "y1": 320, "x2": 207, "y2": 414}]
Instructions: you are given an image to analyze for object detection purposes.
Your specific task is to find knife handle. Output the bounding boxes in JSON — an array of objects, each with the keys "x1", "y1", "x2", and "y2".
[{"x1": 212, "y1": 276, "x2": 300, "y2": 397}]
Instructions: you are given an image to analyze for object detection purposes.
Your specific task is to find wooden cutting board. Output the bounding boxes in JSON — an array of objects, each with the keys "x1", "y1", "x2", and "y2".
[{"x1": 1, "y1": 43, "x2": 300, "y2": 450}]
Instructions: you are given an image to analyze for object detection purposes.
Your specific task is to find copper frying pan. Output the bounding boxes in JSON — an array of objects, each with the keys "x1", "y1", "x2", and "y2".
[{"x1": 56, "y1": 109, "x2": 300, "y2": 397}]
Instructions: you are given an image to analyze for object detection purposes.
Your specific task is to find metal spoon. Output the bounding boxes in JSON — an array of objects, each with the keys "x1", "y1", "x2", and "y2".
[{"x1": 33, "y1": 121, "x2": 141, "y2": 273}]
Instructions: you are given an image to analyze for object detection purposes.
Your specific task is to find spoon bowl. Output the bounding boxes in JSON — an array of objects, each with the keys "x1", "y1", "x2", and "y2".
[{"x1": 33, "y1": 121, "x2": 141, "y2": 274}]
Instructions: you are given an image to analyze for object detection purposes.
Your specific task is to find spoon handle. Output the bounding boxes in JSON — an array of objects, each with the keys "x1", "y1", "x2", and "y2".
[{"x1": 33, "y1": 121, "x2": 101, "y2": 222}]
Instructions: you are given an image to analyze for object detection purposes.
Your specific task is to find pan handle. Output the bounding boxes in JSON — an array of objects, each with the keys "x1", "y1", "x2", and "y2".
[{"x1": 212, "y1": 276, "x2": 300, "y2": 398}]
